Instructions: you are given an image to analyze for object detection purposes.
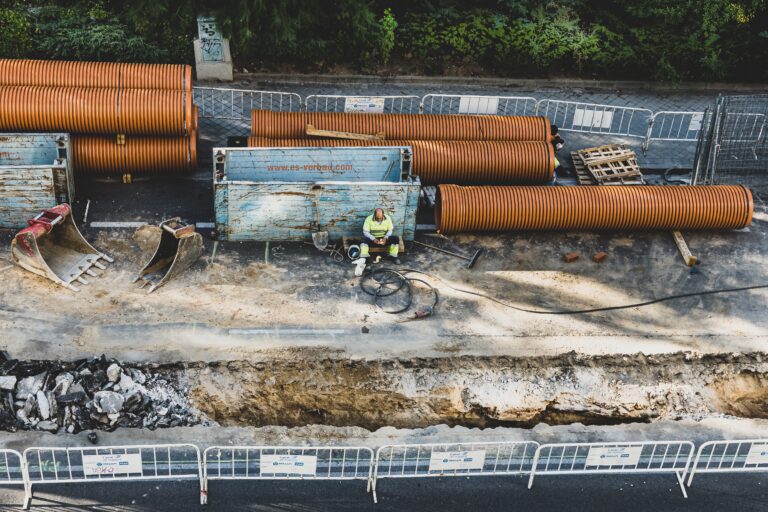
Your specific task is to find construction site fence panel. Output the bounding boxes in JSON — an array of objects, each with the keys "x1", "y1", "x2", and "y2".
[
  {"x1": 535, "y1": 99, "x2": 653, "y2": 139},
  {"x1": 22, "y1": 444, "x2": 202, "y2": 510},
  {"x1": 643, "y1": 111, "x2": 706, "y2": 153},
  {"x1": 201, "y1": 445, "x2": 375, "y2": 505},
  {"x1": 528, "y1": 441, "x2": 695, "y2": 498},
  {"x1": 192, "y1": 87, "x2": 302, "y2": 136},
  {"x1": 687, "y1": 439, "x2": 768, "y2": 487},
  {"x1": 420, "y1": 94, "x2": 538, "y2": 116},
  {"x1": 371, "y1": 441, "x2": 539, "y2": 503},
  {"x1": 304, "y1": 95, "x2": 422, "y2": 114}
]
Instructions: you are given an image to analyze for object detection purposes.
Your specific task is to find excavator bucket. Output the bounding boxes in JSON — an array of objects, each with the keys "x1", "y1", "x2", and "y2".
[
  {"x1": 11, "y1": 204, "x2": 113, "y2": 292},
  {"x1": 133, "y1": 218, "x2": 203, "y2": 293}
]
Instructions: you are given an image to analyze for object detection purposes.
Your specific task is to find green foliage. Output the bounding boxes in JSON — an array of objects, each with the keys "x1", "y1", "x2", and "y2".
[
  {"x1": 29, "y1": 4, "x2": 168, "y2": 62},
  {"x1": 0, "y1": 6, "x2": 31, "y2": 58},
  {"x1": 0, "y1": 0, "x2": 766, "y2": 81},
  {"x1": 377, "y1": 8, "x2": 397, "y2": 64}
]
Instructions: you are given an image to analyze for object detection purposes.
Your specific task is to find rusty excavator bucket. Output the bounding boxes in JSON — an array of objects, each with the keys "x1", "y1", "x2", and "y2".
[
  {"x1": 11, "y1": 204, "x2": 113, "y2": 292},
  {"x1": 133, "y1": 218, "x2": 203, "y2": 293}
]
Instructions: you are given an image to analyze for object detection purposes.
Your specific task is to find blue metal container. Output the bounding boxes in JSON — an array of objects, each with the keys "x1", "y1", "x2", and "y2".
[
  {"x1": 213, "y1": 146, "x2": 420, "y2": 241},
  {"x1": 0, "y1": 133, "x2": 73, "y2": 229}
]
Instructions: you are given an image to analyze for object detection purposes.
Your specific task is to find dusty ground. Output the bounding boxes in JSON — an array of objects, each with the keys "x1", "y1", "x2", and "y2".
[{"x1": 1, "y1": 192, "x2": 766, "y2": 363}]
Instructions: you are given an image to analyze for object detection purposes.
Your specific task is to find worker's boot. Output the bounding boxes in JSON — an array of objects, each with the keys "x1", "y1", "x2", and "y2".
[{"x1": 388, "y1": 243, "x2": 401, "y2": 265}]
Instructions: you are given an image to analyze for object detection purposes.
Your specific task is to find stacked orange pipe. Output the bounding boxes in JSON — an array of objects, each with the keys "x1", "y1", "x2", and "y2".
[
  {"x1": 251, "y1": 110, "x2": 552, "y2": 141},
  {"x1": 248, "y1": 137, "x2": 554, "y2": 185},
  {"x1": 0, "y1": 59, "x2": 192, "y2": 91},
  {"x1": 71, "y1": 135, "x2": 197, "y2": 175},
  {"x1": 0, "y1": 86, "x2": 192, "y2": 135},
  {"x1": 435, "y1": 185, "x2": 754, "y2": 234}
]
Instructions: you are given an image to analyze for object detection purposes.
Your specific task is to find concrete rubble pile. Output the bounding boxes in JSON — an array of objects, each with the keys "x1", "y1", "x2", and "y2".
[{"x1": 0, "y1": 355, "x2": 207, "y2": 434}]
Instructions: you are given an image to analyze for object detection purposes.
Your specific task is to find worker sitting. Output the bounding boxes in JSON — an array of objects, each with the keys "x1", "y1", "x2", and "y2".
[{"x1": 361, "y1": 207, "x2": 400, "y2": 264}]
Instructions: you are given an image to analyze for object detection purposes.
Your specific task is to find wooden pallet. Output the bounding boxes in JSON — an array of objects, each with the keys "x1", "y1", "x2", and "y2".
[
  {"x1": 576, "y1": 144, "x2": 645, "y2": 185},
  {"x1": 570, "y1": 151, "x2": 598, "y2": 185}
]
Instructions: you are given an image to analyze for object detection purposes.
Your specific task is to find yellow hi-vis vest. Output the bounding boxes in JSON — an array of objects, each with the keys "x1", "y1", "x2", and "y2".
[{"x1": 363, "y1": 213, "x2": 393, "y2": 239}]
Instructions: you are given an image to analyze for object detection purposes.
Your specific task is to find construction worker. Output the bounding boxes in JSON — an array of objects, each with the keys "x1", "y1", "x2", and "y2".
[{"x1": 360, "y1": 207, "x2": 400, "y2": 264}]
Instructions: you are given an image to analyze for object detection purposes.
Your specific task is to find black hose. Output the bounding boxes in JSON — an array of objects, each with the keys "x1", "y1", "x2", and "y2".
[
  {"x1": 360, "y1": 267, "x2": 439, "y2": 316},
  {"x1": 399, "y1": 268, "x2": 768, "y2": 315}
]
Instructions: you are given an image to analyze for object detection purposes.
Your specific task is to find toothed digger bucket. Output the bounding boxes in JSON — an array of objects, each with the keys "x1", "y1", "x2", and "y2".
[
  {"x1": 133, "y1": 218, "x2": 203, "y2": 293},
  {"x1": 11, "y1": 204, "x2": 113, "y2": 292}
]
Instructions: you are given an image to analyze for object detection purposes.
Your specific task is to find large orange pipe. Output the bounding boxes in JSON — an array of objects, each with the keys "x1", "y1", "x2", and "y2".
[
  {"x1": 71, "y1": 135, "x2": 196, "y2": 174},
  {"x1": 435, "y1": 185, "x2": 754, "y2": 234},
  {"x1": 0, "y1": 86, "x2": 192, "y2": 135},
  {"x1": 251, "y1": 110, "x2": 552, "y2": 141},
  {"x1": 0, "y1": 59, "x2": 192, "y2": 91},
  {"x1": 248, "y1": 137, "x2": 554, "y2": 185}
]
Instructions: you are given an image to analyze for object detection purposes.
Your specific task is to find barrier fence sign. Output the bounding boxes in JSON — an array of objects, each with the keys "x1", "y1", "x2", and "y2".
[
  {"x1": 428, "y1": 450, "x2": 487, "y2": 472},
  {"x1": 260, "y1": 454, "x2": 318, "y2": 476},
  {"x1": 585, "y1": 446, "x2": 642, "y2": 466},
  {"x1": 344, "y1": 96, "x2": 386, "y2": 114},
  {"x1": 687, "y1": 439, "x2": 768, "y2": 486},
  {"x1": 81, "y1": 453, "x2": 143, "y2": 476}
]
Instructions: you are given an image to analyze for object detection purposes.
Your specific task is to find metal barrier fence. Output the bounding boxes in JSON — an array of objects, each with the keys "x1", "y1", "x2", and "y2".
[
  {"x1": 193, "y1": 87, "x2": 302, "y2": 135},
  {"x1": 305, "y1": 95, "x2": 421, "y2": 114},
  {"x1": 0, "y1": 450, "x2": 24, "y2": 488},
  {"x1": 421, "y1": 94, "x2": 538, "y2": 116},
  {"x1": 201, "y1": 445, "x2": 374, "y2": 505},
  {"x1": 687, "y1": 439, "x2": 768, "y2": 486},
  {"x1": 22, "y1": 444, "x2": 202, "y2": 509},
  {"x1": 643, "y1": 111, "x2": 706, "y2": 153},
  {"x1": 535, "y1": 99, "x2": 653, "y2": 138},
  {"x1": 528, "y1": 441, "x2": 695, "y2": 498},
  {"x1": 372, "y1": 441, "x2": 538, "y2": 503}
]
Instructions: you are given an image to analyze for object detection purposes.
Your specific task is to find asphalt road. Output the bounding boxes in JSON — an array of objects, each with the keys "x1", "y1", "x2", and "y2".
[{"x1": 0, "y1": 473, "x2": 765, "y2": 511}]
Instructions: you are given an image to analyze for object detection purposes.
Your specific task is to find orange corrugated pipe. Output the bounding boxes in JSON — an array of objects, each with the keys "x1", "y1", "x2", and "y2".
[
  {"x1": 251, "y1": 110, "x2": 553, "y2": 141},
  {"x1": 248, "y1": 137, "x2": 554, "y2": 185},
  {"x1": 71, "y1": 135, "x2": 196, "y2": 174},
  {"x1": 435, "y1": 185, "x2": 754, "y2": 234},
  {"x1": 0, "y1": 86, "x2": 191, "y2": 135},
  {"x1": 0, "y1": 59, "x2": 192, "y2": 91}
]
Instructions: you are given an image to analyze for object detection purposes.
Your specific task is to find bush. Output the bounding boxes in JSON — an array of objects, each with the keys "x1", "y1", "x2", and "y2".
[{"x1": 0, "y1": 7, "x2": 31, "y2": 58}]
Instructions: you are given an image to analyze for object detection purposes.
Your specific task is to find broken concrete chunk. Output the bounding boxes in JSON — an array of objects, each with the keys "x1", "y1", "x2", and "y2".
[
  {"x1": 106, "y1": 363, "x2": 122, "y2": 383},
  {"x1": 57, "y1": 391, "x2": 86, "y2": 405},
  {"x1": 0, "y1": 376, "x2": 17, "y2": 390},
  {"x1": 36, "y1": 420, "x2": 58, "y2": 432},
  {"x1": 15, "y1": 372, "x2": 45, "y2": 400},
  {"x1": 93, "y1": 391, "x2": 124, "y2": 414},
  {"x1": 53, "y1": 373, "x2": 74, "y2": 395},
  {"x1": 117, "y1": 373, "x2": 135, "y2": 393},
  {"x1": 36, "y1": 390, "x2": 50, "y2": 420},
  {"x1": 592, "y1": 251, "x2": 608, "y2": 263}
]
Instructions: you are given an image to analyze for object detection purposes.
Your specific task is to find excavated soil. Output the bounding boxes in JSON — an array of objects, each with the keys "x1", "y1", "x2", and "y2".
[{"x1": 179, "y1": 352, "x2": 768, "y2": 430}]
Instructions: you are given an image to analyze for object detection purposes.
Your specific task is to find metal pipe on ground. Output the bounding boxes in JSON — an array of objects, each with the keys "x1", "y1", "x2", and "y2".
[
  {"x1": 71, "y1": 134, "x2": 197, "y2": 174},
  {"x1": 251, "y1": 110, "x2": 553, "y2": 141},
  {"x1": 247, "y1": 137, "x2": 554, "y2": 185},
  {"x1": 0, "y1": 86, "x2": 193, "y2": 135},
  {"x1": 0, "y1": 59, "x2": 192, "y2": 91},
  {"x1": 435, "y1": 184, "x2": 754, "y2": 234},
  {"x1": 411, "y1": 240, "x2": 483, "y2": 269}
]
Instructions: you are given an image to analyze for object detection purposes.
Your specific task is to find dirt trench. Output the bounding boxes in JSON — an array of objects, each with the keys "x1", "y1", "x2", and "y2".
[{"x1": 179, "y1": 352, "x2": 768, "y2": 430}]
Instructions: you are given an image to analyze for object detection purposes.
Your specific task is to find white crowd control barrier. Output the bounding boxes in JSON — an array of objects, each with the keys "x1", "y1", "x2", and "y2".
[
  {"x1": 536, "y1": 99, "x2": 652, "y2": 138},
  {"x1": 372, "y1": 441, "x2": 539, "y2": 503},
  {"x1": 687, "y1": 439, "x2": 768, "y2": 486},
  {"x1": 0, "y1": 449, "x2": 25, "y2": 506},
  {"x1": 304, "y1": 95, "x2": 421, "y2": 114},
  {"x1": 420, "y1": 94, "x2": 538, "y2": 116},
  {"x1": 528, "y1": 441, "x2": 695, "y2": 498},
  {"x1": 643, "y1": 111, "x2": 706, "y2": 153},
  {"x1": 201, "y1": 445, "x2": 374, "y2": 505},
  {"x1": 22, "y1": 444, "x2": 202, "y2": 509}
]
